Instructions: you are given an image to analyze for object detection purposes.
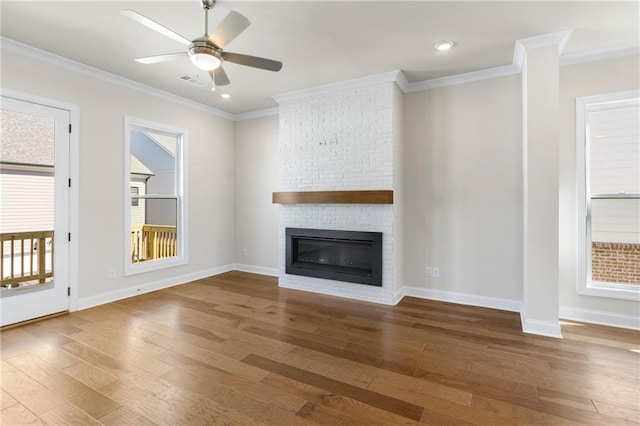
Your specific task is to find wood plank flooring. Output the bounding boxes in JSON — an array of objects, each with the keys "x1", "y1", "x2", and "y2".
[{"x1": 1, "y1": 271, "x2": 639, "y2": 425}]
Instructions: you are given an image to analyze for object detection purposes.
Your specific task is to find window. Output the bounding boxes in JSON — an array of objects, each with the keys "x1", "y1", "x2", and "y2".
[
  {"x1": 124, "y1": 117, "x2": 187, "y2": 275},
  {"x1": 576, "y1": 90, "x2": 639, "y2": 300},
  {"x1": 130, "y1": 186, "x2": 139, "y2": 207}
]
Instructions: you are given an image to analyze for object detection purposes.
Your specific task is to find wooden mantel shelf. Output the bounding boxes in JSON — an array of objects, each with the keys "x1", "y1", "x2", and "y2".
[{"x1": 272, "y1": 190, "x2": 393, "y2": 204}]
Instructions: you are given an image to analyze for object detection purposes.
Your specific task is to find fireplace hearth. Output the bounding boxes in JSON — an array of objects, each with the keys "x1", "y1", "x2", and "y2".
[{"x1": 286, "y1": 228, "x2": 382, "y2": 286}]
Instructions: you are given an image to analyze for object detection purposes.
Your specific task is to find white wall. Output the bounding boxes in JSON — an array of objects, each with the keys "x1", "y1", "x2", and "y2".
[
  {"x1": 1, "y1": 49, "x2": 236, "y2": 301},
  {"x1": 234, "y1": 115, "x2": 279, "y2": 272},
  {"x1": 403, "y1": 75, "x2": 523, "y2": 303},
  {"x1": 559, "y1": 54, "x2": 640, "y2": 318}
]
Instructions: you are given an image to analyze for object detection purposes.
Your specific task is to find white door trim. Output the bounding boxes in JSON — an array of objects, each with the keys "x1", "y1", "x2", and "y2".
[{"x1": 1, "y1": 88, "x2": 80, "y2": 313}]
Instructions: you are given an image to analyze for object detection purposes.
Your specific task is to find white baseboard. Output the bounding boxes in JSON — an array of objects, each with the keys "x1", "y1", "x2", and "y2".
[
  {"x1": 397, "y1": 285, "x2": 566, "y2": 338},
  {"x1": 400, "y1": 285, "x2": 522, "y2": 313},
  {"x1": 76, "y1": 264, "x2": 235, "y2": 311},
  {"x1": 75, "y1": 267, "x2": 639, "y2": 334},
  {"x1": 560, "y1": 305, "x2": 640, "y2": 330},
  {"x1": 393, "y1": 287, "x2": 406, "y2": 305},
  {"x1": 233, "y1": 263, "x2": 279, "y2": 277},
  {"x1": 520, "y1": 315, "x2": 563, "y2": 338}
]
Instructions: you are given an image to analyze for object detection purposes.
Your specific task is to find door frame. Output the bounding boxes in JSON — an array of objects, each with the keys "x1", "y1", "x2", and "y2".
[{"x1": 2, "y1": 88, "x2": 80, "y2": 312}]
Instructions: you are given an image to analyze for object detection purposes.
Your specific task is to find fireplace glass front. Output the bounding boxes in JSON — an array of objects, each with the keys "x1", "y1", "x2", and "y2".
[{"x1": 286, "y1": 228, "x2": 382, "y2": 286}]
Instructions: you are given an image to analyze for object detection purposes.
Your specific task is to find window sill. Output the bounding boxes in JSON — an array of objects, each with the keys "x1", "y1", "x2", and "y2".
[
  {"x1": 579, "y1": 282, "x2": 640, "y2": 301},
  {"x1": 125, "y1": 257, "x2": 187, "y2": 276}
]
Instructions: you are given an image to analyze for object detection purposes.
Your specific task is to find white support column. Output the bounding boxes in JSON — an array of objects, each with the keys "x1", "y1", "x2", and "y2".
[{"x1": 519, "y1": 31, "x2": 571, "y2": 338}]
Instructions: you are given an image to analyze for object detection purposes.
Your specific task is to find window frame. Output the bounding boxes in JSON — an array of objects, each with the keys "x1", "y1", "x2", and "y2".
[
  {"x1": 124, "y1": 116, "x2": 188, "y2": 276},
  {"x1": 576, "y1": 90, "x2": 640, "y2": 301},
  {"x1": 130, "y1": 186, "x2": 140, "y2": 207}
]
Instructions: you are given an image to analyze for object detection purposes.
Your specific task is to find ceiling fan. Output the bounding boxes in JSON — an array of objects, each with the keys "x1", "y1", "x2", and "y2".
[{"x1": 122, "y1": 0, "x2": 282, "y2": 87}]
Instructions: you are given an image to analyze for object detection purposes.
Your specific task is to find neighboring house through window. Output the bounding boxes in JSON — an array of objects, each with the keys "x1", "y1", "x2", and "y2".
[
  {"x1": 124, "y1": 117, "x2": 186, "y2": 275},
  {"x1": 0, "y1": 109, "x2": 55, "y2": 235},
  {"x1": 0, "y1": 109, "x2": 55, "y2": 288},
  {"x1": 130, "y1": 156, "x2": 153, "y2": 225}
]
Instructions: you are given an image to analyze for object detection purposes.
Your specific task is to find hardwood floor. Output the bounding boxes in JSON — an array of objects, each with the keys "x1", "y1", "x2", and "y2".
[{"x1": 1, "y1": 271, "x2": 639, "y2": 425}]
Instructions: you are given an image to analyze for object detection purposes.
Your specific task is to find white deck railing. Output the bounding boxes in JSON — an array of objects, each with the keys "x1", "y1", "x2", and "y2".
[
  {"x1": 131, "y1": 225, "x2": 177, "y2": 263},
  {"x1": 1, "y1": 231, "x2": 54, "y2": 288}
]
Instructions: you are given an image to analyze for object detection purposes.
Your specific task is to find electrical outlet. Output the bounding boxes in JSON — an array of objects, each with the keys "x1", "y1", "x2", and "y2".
[
  {"x1": 425, "y1": 267, "x2": 432, "y2": 277},
  {"x1": 433, "y1": 267, "x2": 440, "y2": 278},
  {"x1": 107, "y1": 268, "x2": 116, "y2": 280},
  {"x1": 242, "y1": 248, "x2": 248, "y2": 256}
]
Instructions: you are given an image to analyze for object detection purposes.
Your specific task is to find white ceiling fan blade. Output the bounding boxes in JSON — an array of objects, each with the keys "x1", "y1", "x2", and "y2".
[
  {"x1": 223, "y1": 52, "x2": 282, "y2": 72},
  {"x1": 121, "y1": 9, "x2": 191, "y2": 46},
  {"x1": 208, "y1": 11, "x2": 250, "y2": 48},
  {"x1": 209, "y1": 66, "x2": 230, "y2": 86},
  {"x1": 135, "y1": 53, "x2": 186, "y2": 64}
]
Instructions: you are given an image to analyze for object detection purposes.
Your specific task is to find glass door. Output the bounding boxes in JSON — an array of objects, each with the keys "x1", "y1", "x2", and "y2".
[{"x1": 0, "y1": 95, "x2": 70, "y2": 326}]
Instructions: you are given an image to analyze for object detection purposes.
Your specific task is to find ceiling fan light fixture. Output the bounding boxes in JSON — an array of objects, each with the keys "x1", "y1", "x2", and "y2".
[
  {"x1": 188, "y1": 40, "x2": 222, "y2": 71},
  {"x1": 190, "y1": 53, "x2": 221, "y2": 71}
]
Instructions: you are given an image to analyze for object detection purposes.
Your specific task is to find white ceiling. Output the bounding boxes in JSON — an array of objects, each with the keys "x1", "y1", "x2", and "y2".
[{"x1": 1, "y1": 1, "x2": 638, "y2": 114}]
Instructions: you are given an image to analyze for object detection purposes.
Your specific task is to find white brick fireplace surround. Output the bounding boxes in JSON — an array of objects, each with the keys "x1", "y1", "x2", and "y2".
[{"x1": 273, "y1": 73, "x2": 404, "y2": 305}]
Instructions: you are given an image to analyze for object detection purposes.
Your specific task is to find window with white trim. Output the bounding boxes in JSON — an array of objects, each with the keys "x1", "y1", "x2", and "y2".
[
  {"x1": 124, "y1": 117, "x2": 187, "y2": 275},
  {"x1": 576, "y1": 91, "x2": 639, "y2": 300},
  {"x1": 130, "y1": 186, "x2": 140, "y2": 207}
]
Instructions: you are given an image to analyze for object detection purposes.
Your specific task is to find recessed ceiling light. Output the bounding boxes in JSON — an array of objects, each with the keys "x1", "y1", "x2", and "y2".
[
  {"x1": 211, "y1": 85, "x2": 216, "y2": 92},
  {"x1": 221, "y1": 93, "x2": 231, "y2": 99},
  {"x1": 434, "y1": 41, "x2": 456, "y2": 51}
]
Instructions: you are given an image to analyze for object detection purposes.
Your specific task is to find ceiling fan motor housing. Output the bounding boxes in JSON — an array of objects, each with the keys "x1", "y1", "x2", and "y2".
[
  {"x1": 201, "y1": 0, "x2": 216, "y2": 10},
  {"x1": 189, "y1": 37, "x2": 221, "y2": 57}
]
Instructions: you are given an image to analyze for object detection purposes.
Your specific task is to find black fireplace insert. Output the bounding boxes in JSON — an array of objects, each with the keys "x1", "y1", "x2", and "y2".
[{"x1": 286, "y1": 228, "x2": 382, "y2": 286}]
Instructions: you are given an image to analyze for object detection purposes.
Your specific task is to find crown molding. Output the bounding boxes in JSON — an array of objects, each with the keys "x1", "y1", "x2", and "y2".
[
  {"x1": 560, "y1": 45, "x2": 640, "y2": 67},
  {"x1": 405, "y1": 30, "x2": 576, "y2": 94},
  {"x1": 402, "y1": 63, "x2": 520, "y2": 93},
  {"x1": 0, "y1": 37, "x2": 235, "y2": 121},
  {"x1": 234, "y1": 107, "x2": 279, "y2": 121},
  {"x1": 393, "y1": 71, "x2": 411, "y2": 93},
  {"x1": 4, "y1": 32, "x2": 635, "y2": 120},
  {"x1": 272, "y1": 31, "x2": 580, "y2": 100},
  {"x1": 516, "y1": 30, "x2": 573, "y2": 54},
  {"x1": 514, "y1": 30, "x2": 573, "y2": 69},
  {"x1": 273, "y1": 70, "x2": 405, "y2": 104}
]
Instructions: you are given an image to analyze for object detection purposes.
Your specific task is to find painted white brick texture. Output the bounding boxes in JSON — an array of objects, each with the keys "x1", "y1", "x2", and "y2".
[
  {"x1": 279, "y1": 84, "x2": 395, "y2": 191},
  {"x1": 277, "y1": 81, "x2": 401, "y2": 304}
]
